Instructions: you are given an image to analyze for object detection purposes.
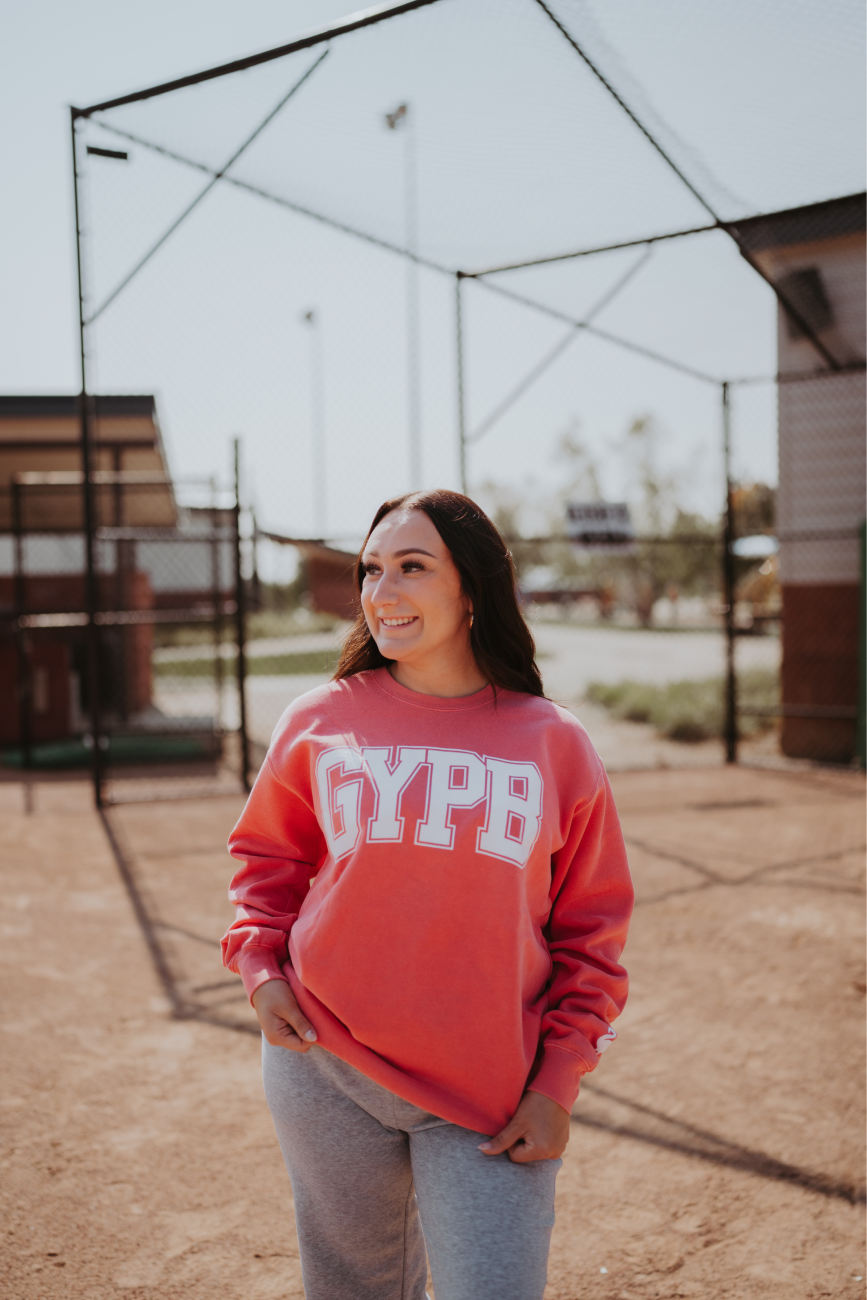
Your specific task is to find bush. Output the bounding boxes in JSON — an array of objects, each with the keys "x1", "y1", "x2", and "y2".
[{"x1": 586, "y1": 671, "x2": 778, "y2": 743}]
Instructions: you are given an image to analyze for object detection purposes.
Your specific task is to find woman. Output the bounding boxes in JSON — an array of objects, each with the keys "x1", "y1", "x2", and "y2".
[{"x1": 222, "y1": 490, "x2": 632, "y2": 1300}]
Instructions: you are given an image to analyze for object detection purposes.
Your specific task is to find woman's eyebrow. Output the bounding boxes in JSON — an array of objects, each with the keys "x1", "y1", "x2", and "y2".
[{"x1": 362, "y1": 547, "x2": 436, "y2": 560}]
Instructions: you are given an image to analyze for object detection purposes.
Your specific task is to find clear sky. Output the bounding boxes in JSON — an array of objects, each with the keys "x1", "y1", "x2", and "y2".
[{"x1": 1, "y1": 0, "x2": 863, "y2": 542}]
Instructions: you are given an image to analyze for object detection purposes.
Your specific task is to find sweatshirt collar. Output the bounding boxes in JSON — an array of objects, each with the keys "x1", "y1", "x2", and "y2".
[{"x1": 373, "y1": 666, "x2": 497, "y2": 712}]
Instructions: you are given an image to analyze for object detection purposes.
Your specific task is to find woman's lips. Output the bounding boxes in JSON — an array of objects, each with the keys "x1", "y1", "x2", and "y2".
[{"x1": 379, "y1": 616, "x2": 418, "y2": 627}]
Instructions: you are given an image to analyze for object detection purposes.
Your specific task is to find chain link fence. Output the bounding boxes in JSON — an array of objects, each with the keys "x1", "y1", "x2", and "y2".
[
  {"x1": 27, "y1": 0, "x2": 862, "y2": 800},
  {"x1": 0, "y1": 468, "x2": 252, "y2": 803}
]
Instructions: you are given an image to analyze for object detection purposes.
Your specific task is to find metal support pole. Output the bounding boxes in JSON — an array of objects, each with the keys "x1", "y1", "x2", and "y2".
[
  {"x1": 209, "y1": 478, "x2": 224, "y2": 728},
  {"x1": 251, "y1": 508, "x2": 262, "y2": 611},
  {"x1": 857, "y1": 520, "x2": 866, "y2": 768},
  {"x1": 12, "y1": 482, "x2": 32, "y2": 769},
  {"x1": 405, "y1": 107, "x2": 421, "y2": 490},
  {"x1": 721, "y1": 381, "x2": 738, "y2": 764},
  {"x1": 455, "y1": 273, "x2": 468, "y2": 495},
  {"x1": 112, "y1": 447, "x2": 132, "y2": 723},
  {"x1": 233, "y1": 439, "x2": 251, "y2": 792},
  {"x1": 71, "y1": 108, "x2": 104, "y2": 806},
  {"x1": 303, "y1": 310, "x2": 326, "y2": 538}
]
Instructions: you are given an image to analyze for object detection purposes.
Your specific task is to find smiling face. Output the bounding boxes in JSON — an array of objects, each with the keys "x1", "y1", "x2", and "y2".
[{"x1": 360, "y1": 508, "x2": 474, "y2": 674}]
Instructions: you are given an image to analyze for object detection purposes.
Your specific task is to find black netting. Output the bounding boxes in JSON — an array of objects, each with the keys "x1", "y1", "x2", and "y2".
[
  {"x1": 73, "y1": 0, "x2": 864, "y2": 541},
  {"x1": 6, "y1": 0, "x2": 859, "y2": 797}
]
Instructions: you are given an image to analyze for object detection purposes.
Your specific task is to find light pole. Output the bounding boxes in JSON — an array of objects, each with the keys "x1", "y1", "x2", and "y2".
[
  {"x1": 385, "y1": 102, "x2": 421, "y2": 491},
  {"x1": 301, "y1": 309, "x2": 326, "y2": 538}
]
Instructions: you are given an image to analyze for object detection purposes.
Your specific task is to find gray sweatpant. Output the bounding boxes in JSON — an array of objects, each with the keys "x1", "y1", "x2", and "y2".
[{"x1": 262, "y1": 1040, "x2": 560, "y2": 1300}]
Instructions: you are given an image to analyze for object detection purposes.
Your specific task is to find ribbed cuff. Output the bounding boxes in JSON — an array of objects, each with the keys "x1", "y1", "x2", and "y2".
[
  {"x1": 235, "y1": 946, "x2": 289, "y2": 1004},
  {"x1": 527, "y1": 1043, "x2": 592, "y2": 1114}
]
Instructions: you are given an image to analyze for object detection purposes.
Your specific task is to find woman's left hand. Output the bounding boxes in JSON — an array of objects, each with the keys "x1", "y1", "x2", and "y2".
[{"x1": 478, "y1": 1090, "x2": 571, "y2": 1163}]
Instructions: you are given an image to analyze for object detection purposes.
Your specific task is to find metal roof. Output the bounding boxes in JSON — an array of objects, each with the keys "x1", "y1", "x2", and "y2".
[
  {"x1": 729, "y1": 192, "x2": 866, "y2": 253},
  {"x1": 0, "y1": 395, "x2": 157, "y2": 419}
]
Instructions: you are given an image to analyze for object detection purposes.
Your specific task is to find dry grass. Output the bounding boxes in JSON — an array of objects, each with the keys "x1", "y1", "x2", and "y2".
[{"x1": 587, "y1": 671, "x2": 778, "y2": 743}]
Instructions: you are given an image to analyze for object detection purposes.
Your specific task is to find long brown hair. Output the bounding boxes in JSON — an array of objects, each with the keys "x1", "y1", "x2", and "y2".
[{"x1": 333, "y1": 489, "x2": 544, "y2": 697}]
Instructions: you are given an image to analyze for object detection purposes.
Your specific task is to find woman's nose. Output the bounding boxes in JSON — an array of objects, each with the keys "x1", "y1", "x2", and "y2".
[{"x1": 372, "y1": 571, "x2": 399, "y2": 607}]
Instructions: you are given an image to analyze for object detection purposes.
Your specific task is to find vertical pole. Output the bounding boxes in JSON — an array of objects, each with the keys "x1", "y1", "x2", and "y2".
[
  {"x1": 305, "y1": 311, "x2": 326, "y2": 538},
  {"x1": 251, "y1": 508, "x2": 262, "y2": 611},
  {"x1": 455, "y1": 273, "x2": 468, "y2": 495},
  {"x1": 71, "y1": 108, "x2": 104, "y2": 806},
  {"x1": 857, "y1": 519, "x2": 866, "y2": 768},
  {"x1": 722, "y1": 381, "x2": 738, "y2": 764},
  {"x1": 112, "y1": 447, "x2": 131, "y2": 722},
  {"x1": 209, "y1": 478, "x2": 223, "y2": 729},
  {"x1": 112, "y1": 447, "x2": 123, "y2": 613},
  {"x1": 233, "y1": 439, "x2": 251, "y2": 792},
  {"x1": 405, "y1": 106, "x2": 422, "y2": 490},
  {"x1": 12, "y1": 481, "x2": 32, "y2": 769}
]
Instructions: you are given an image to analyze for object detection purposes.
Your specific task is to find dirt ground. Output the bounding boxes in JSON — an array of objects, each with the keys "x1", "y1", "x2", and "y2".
[{"x1": 1, "y1": 763, "x2": 864, "y2": 1300}]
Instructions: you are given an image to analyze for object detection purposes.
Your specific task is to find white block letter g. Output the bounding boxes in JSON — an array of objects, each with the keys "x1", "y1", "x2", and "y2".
[{"x1": 316, "y1": 746, "x2": 365, "y2": 861}]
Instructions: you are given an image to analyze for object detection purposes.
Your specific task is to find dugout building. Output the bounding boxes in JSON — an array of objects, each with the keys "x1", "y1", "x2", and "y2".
[{"x1": 734, "y1": 193, "x2": 866, "y2": 764}]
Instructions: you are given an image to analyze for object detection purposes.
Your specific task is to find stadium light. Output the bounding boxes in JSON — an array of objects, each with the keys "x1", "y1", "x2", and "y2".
[
  {"x1": 301, "y1": 309, "x2": 326, "y2": 538},
  {"x1": 384, "y1": 101, "x2": 421, "y2": 491}
]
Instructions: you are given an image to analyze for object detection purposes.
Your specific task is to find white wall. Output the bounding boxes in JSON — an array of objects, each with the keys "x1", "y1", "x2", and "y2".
[{"x1": 763, "y1": 233, "x2": 866, "y2": 585}]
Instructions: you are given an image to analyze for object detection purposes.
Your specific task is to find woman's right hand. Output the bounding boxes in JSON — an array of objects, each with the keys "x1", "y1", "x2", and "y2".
[{"x1": 251, "y1": 978, "x2": 318, "y2": 1052}]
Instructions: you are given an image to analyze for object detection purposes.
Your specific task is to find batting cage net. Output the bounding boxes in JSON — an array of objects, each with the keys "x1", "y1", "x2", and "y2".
[{"x1": 6, "y1": 0, "x2": 863, "y2": 802}]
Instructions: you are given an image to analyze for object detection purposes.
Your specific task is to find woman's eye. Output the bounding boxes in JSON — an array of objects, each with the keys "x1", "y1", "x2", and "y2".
[{"x1": 361, "y1": 559, "x2": 424, "y2": 577}]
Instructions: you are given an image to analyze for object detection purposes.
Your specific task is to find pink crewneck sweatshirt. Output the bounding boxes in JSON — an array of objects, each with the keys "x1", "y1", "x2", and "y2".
[{"x1": 222, "y1": 667, "x2": 633, "y2": 1134}]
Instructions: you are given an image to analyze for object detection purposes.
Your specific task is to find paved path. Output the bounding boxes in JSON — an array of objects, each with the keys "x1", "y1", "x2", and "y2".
[
  {"x1": 531, "y1": 620, "x2": 779, "y2": 701},
  {"x1": 153, "y1": 622, "x2": 780, "y2": 771}
]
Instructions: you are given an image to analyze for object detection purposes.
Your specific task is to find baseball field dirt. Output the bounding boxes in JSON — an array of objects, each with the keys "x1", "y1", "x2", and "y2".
[{"x1": 1, "y1": 763, "x2": 864, "y2": 1299}]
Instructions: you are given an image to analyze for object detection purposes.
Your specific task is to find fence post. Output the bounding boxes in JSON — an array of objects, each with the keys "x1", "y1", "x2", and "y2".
[
  {"x1": 71, "y1": 108, "x2": 104, "y2": 806},
  {"x1": 209, "y1": 478, "x2": 224, "y2": 729},
  {"x1": 721, "y1": 381, "x2": 738, "y2": 763},
  {"x1": 455, "y1": 272, "x2": 468, "y2": 494},
  {"x1": 251, "y1": 508, "x2": 262, "y2": 611},
  {"x1": 12, "y1": 481, "x2": 32, "y2": 770},
  {"x1": 233, "y1": 439, "x2": 251, "y2": 792},
  {"x1": 857, "y1": 519, "x2": 866, "y2": 768}
]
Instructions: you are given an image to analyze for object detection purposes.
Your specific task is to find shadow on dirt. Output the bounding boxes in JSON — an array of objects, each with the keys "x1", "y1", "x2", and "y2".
[
  {"x1": 99, "y1": 806, "x2": 259, "y2": 1037},
  {"x1": 575, "y1": 1082, "x2": 865, "y2": 1205},
  {"x1": 99, "y1": 803, "x2": 865, "y2": 1209}
]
